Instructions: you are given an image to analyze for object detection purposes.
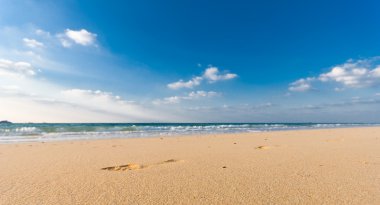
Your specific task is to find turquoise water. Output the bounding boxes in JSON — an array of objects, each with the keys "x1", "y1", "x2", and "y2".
[{"x1": 0, "y1": 123, "x2": 377, "y2": 143}]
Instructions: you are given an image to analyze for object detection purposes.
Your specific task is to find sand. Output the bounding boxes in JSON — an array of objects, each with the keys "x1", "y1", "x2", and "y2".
[{"x1": 0, "y1": 127, "x2": 379, "y2": 204}]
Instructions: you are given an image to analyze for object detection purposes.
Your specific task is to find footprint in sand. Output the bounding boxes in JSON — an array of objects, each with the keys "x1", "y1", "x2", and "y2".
[
  {"x1": 361, "y1": 161, "x2": 380, "y2": 166},
  {"x1": 101, "y1": 159, "x2": 183, "y2": 171},
  {"x1": 102, "y1": 163, "x2": 144, "y2": 171},
  {"x1": 255, "y1": 145, "x2": 271, "y2": 150}
]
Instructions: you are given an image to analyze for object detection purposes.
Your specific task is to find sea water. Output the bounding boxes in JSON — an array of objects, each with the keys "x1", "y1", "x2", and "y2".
[{"x1": 0, "y1": 123, "x2": 377, "y2": 143}]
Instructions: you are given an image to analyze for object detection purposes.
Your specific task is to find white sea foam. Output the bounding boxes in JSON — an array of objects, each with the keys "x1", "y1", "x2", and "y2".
[{"x1": 0, "y1": 123, "x2": 377, "y2": 143}]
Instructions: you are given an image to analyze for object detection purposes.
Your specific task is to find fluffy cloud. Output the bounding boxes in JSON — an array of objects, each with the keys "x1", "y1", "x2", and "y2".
[
  {"x1": 58, "y1": 29, "x2": 97, "y2": 47},
  {"x1": 289, "y1": 58, "x2": 380, "y2": 92},
  {"x1": 153, "y1": 96, "x2": 182, "y2": 104},
  {"x1": 167, "y1": 67, "x2": 237, "y2": 90},
  {"x1": 319, "y1": 62, "x2": 380, "y2": 88},
  {"x1": 203, "y1": 67, "x2": 238, "y2": 82},
  {"x1": 61, "y1": 89, "x2": 122, "y2": 102},
  {"x1": 188, "y1": 90, "x2": 220, "y2": 98},
  {"x1": 167, "y1": 76, "x2": 202, "y2": 89},
  {"x1": 65, "y1": 29, "x2": 97, "y2": 45},
  {"x1": 0, "y1": 59, "x2": 36, "y2": 77},
  {"x1": 23, "y1": 38, "x2": 44, "y2": 48},
  {"x1": 35, "y1": 29, "x2": 51, "y2": 37},
  {"x1": 288, "y1": 77, "x2": 315, "y2": 92},
  {"x1": 153, "y1": 90, "x2": 220, "y2": 104}
]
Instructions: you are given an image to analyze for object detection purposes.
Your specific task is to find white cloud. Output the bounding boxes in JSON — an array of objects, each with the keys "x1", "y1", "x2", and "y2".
[
  {"x1": 0, "y1": 57, "x2": 178, "y2": 122},
  {"x1": 0, "y1": 85, "x2": 20, "y2": 94},
  {"x1": 0, "y1": 85, "x2": 177, "y2": 122},
  {"x1": 289, "y1": 58, "x2": 380, "y2": 92},
  {"x1": 154, "y1": 96, "x2": 182, "y2": 104},
  {"x1": 185, "y1": 102, "x2": 274, "y2": 113},
  {"x1": 167, "y1": 66, "x2": 237, "y2": 89},
  {"x1": 58, "y1": 89, "x2": 181, "y2": 122},
  {"x1": 288, "y1": 77, "x2": 315, "y2": 92},
  {"x1": 0, "y1": 59, "x2": 36, "y2": 77},
  {"x1": 188, "y1": 90, "x2": 220, "y2": 98},
  {"x1": 371, "y1": 66, "x2": 380, "y2": 77},
  {"x1": 167, "y1": 76, "x2": 202, "y2": 89},
  {"x1": 57, "y1": 29, "x2": 97, "y2": 47},
  {"x1": 153, "y1": 90, "x2": 220, "y2": 105},
  {"x1": 61, "y1": 89, "x2": 141, "y2": 114},
  {"x1": 66, "y1": 29, "x2": 96, "y2": 46},
  {"x1": 0, "y1": 28, "x2": 190, "y2": 122},
  {"x1": 203, "y1": 67, "x2": 237, "y2": 82},
  {"x1": 23, "y1": 38, "x2": 44, "y2": 48},
  {"x1": 61, "y1": 89, "x2": 122, "y2": 102},
  {"x1": 319, "y1": 65, "x2": 369, "y2": 88},
  {"x1": 59, "y1": 38, "x2": 72, "y2": 48},
  {"x1": 35, "y1": 29, "x2": 51, "y2": 37}
]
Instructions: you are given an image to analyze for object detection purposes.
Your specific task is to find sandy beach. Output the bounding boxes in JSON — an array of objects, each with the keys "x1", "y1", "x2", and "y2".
[{"x1": 0, "y1": 127, "x2": 379, "y2": 204}]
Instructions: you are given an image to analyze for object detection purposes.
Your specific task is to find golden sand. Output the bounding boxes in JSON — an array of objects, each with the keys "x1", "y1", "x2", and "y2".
[{"x1": 0, "y1": 127, "x2": 379, "y2": 204}]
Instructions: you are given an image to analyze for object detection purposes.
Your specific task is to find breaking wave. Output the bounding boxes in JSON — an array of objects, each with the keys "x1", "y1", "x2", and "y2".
[{"x1": 0, "y1": 123, "x2": 377, "y2": 143}]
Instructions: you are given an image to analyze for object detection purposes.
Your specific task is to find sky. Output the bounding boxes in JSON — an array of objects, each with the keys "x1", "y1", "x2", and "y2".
[{"x1": 1, "y1": 0, "x2": 380, "y2": 123}]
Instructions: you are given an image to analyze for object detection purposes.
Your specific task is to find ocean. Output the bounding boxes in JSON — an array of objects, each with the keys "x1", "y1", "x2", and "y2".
[{"x1": 0, "y1": 123, "x2": 377, "y2": 143}]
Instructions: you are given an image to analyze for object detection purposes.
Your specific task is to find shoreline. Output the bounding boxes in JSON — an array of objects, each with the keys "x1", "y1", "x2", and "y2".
[
  {"x1": 1, "y1": 126, "x2": 379, "y2": 204},
  {"x1": 1, "y1": 125, "x2": 379, "y2": 144}
]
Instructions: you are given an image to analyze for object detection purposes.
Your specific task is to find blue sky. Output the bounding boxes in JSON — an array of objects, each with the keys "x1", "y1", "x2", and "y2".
[{"x1": 1, "y1": 0, "x2": 380, "y2": 122}]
